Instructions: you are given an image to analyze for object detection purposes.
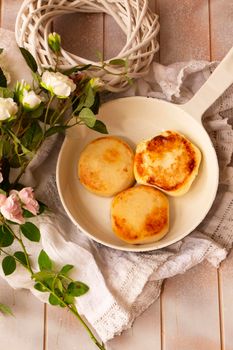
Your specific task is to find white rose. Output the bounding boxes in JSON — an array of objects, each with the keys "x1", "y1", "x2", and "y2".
[
  {"x1": 0, "y1": 97, "x2": 18, "y2": 121},
  {"x1": 22, "y1": 90, "x2": 42, "y2": 110},
  {"x1": 41, "y1": 71, "x2": 76, "y2": 98},
  {"x1": 0, "y1": 172, "x2": 3, "y2": 183}
]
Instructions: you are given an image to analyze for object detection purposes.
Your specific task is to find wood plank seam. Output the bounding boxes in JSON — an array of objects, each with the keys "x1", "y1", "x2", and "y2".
[
  {"x1": 43, "y1": 304, "x2": 47, "y2": 350},
  {"x1": 217, "y1": 269, "x2": 225, "y2": 350},
  {"x1": 208, "y1": 0, "x2": 212, "y2": 60},
  {"x1": 209, "y1": 2, "x2": 224, "y2": 349},
  {"x1": 160, "y1": 286, "x2": 164, "y2": 350}
]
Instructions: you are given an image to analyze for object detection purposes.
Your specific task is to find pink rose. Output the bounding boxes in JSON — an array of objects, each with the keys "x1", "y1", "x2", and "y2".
[
  {"x1": 0, "y1": 193, "x2": 7, "y2": 206},
  {"x1": 0, "y1": 193, "x2": 25, "y2": 224},
  {"x1": 18, "y1": 187, "x2": 39, "y2": 216}
]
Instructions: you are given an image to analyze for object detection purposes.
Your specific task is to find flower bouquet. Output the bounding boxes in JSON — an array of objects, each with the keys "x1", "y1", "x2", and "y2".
[{"x1": 0, "y1": 33, "x2": 129, "y2": 350}]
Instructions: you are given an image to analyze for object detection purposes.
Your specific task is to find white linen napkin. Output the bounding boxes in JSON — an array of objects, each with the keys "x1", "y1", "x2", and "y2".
[{"x1": 1, "y1": 29, "x2": 233, "y2": 343}]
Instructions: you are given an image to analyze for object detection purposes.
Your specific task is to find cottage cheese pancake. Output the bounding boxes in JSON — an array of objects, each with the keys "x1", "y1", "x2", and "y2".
[
  {"x1": 134, "y1": 131, "x2": 202, "y2": 196},
  {"x1": 78, "y1": 136, "x2": 135, "y2": 196},
  {"x1": 111, "y1": 185, "x2": 169, "y2": 244}
]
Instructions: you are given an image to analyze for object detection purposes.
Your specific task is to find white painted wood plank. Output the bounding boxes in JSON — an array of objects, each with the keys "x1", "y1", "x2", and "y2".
[
  {"x1": 219, "y1": 251, "x2": 233, "y2": 350},
  {"x1": 210, "y1": 0, "x2": 233, "y2": 60},
  {"x1": 46, "y1": 305, "x2": 98, "y2": 350},
  {"x1": 162, "y1": 261, "x2": 221, "y2": 350},
  {"x1": 107, "y1": 299, "x2": 161, "y2": 350},
  {"x1": 0, "y1": 278, "x2": 44, "y2": 349},
  {"x1": 46, "y1": 298, "x2": 161, "y2": 350},
  {"x1": 159, "y1": 0, "x2": 210, "y2": 64},
  {"x1": 1, "y1": 0, "x2": 23, "y2": 31}
]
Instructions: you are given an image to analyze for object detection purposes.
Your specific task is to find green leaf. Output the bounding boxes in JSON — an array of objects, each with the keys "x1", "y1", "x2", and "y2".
[
  {"x1": 49, "y1": 293, "x2": 65, "y2": 307},
  {"x1": 56, "y1": 279, "x2": 63, "y2": 294},
  {"x1": 19, "y1": 47, "x2": 38, "y2": 73},
  {"x1": 63, "y1": 66, "x2": 79, "y2": 76},
  {"x1": 2, "y1": 256, "x2": 16, "y2": 276},
  {"x1": 38, "y1": 201, "x2": 47, "y2": 215},
  {"x1": 34, "y1": 283, "x2": 47, "y2": 292},
  {"x1": 90, "y1": 92, "x2": 100, "y2": 114},
  {"x1": 79, "y1": 108, "x2": 96, "y2": 127},
  {"x1": 67, "y1": 281, "x2": 89, "y2": 297},
  {"x1": 44, "y1": 277, "x2": 54, "y2": 289},
  {"x1": 84, "y1": 85, "x2": 95, "y2": 108},
  {"x1": 0, "y1": 68, "x2": 7, "y2": 88},
  {"x1": 0, "y1": 225, "x2": 14, "y2": 247},
  {"x1": 22, "y1": 209, "x2": 35, "y2": 218},
  {"x1": 63, "y1": 64, "x2": 92, "y2": 76},
  {"x1": 49, "y1": 293, "x2": 60, "y2": 306},
  {"x1": 60, "y1": 264, "x2": 74, "y2": 275},
  {"x1": 0, "y1": 87, "x2": 14, "y2": 98},
  {"x1": 38, "y1": 250, "x2": 52, "y2": 271},
  {"x1": 20, "y1": 222, "x2": 41, "y2": 242},
  {"x1": 0, "y1": 303, "x2": 13, "y2": 316},
  {"x1": 64, "y1": 294, "x2": 74, "y2": 305},
  {"x1": 21, "y1": 121, "x2": 43, "y2": 151},
  {"x1": 14, "y1": 251, "x2": 27, "y2": 266},
  {"x1": 44, "y1": 125, "x2": 70, "y2": 138},
  {"x1": 32, "y1": 271, "x2": 55, "y2": 282},
  {"x1": 109, "y1": 58, "x2": 126, "y2": 66},
  {"x1": 88, "y1": 120, "x2": 108, "y2": 134}
]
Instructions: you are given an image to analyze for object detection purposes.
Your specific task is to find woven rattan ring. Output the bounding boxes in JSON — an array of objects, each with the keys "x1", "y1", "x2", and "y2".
[{"x1": 15, "y1": 0, "x2": 159, "y2": 92}]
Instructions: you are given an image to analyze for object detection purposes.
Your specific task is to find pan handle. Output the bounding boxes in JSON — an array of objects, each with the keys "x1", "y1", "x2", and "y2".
[{"x1": 180, "y1": 46, "x2": 233, "y2": 123}]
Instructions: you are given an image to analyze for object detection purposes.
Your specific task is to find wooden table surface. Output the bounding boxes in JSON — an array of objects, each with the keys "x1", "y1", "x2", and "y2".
[{"x1": 1, "y1": 1, "x2": 233, "y2": 350}]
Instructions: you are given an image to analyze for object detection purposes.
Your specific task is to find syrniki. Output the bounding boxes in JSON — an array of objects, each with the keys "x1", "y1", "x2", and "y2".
[{"x1": 134, "y1": 131, "x2": 202, "y2": 196}]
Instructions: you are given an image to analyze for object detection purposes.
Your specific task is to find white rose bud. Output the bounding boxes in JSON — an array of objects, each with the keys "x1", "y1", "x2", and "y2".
[
  {"x1": 41, "y1": 71, "x2": 76, "y2": 98},
  {"x1": 89, "y1": 77, "x2": 105, "y2": 90},
  {"x1": 22, "y1": 90, "x2": 42, "y2": 110},
  {"x1": 48, "y1": 32, "x2": 61, "y2": 53},
  {"x1": 0, "y1": 97, "x2": 18, "y2": 121}
]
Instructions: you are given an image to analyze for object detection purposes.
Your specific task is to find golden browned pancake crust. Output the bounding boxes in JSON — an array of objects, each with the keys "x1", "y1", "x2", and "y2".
[
  {"x1": 134, "y1": 131, "x2": 201, "y2": 196},
  {"x1": 78, "y1": 136, "x2": 135, "y2": 196},
  {"x1": 111, "y1": 185, "x2": 169, "y2": 244}
]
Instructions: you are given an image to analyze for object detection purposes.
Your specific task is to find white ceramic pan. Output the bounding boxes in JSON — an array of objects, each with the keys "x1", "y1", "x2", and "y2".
[{"x1": 57, "y1": 47, "x2": 233, "y2": 252}]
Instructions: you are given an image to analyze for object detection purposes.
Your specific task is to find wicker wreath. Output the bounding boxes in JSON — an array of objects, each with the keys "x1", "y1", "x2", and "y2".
[{"x1": 15, "y1": 0, "x2": 159, "y2": 92}]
